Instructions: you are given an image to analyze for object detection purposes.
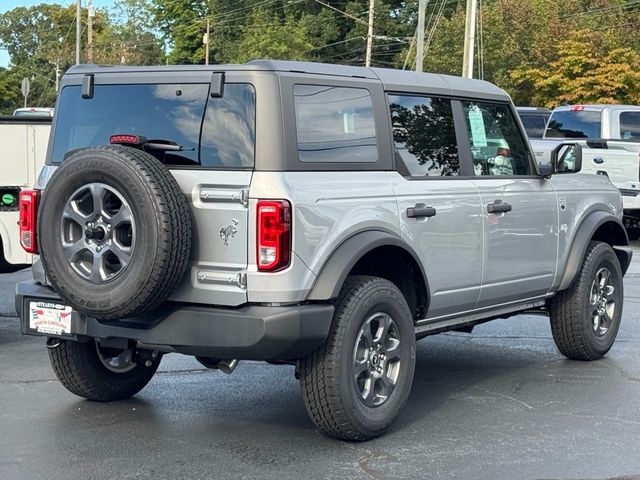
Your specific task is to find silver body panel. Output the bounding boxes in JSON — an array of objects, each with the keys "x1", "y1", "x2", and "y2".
[
  {"x1": 472, "y1": 178, "x2": 557, "y2": 307},
  {"x1": 387, "y1": 174, "x2": 483, "y2": 319},
  {"x1": 31, "y1": 61, "x2": 626, "y2": 329}
]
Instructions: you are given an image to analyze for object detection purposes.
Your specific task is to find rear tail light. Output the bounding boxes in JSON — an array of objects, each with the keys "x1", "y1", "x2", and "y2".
[
  {"x1": 19, "y1": 190, "x2": 39, "y2": 254},
  {"x1": 257, "y1": 200, "x2": 291, "y2": 272}
]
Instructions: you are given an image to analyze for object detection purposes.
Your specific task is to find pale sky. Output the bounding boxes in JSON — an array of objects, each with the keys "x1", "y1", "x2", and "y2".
[{"x1": 1, "y1": 0, "x2": 114, "y2": 67}]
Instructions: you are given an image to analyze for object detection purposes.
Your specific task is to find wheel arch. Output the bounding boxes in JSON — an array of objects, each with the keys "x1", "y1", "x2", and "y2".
[
  {"x1": 307, "y1": 230, "x2": 429, "y2": 320},
  {"x1": 559, "y1": 211, "x2": 631, "y2": 291}
]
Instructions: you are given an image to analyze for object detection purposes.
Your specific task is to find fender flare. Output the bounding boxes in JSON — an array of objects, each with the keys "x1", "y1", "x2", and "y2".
[
  {"x1": 559, "y1": 211, "x2": 630, "y2": 291},
  {"x1": 306, "y1": 230, "x2": 429, "y2": 301}
]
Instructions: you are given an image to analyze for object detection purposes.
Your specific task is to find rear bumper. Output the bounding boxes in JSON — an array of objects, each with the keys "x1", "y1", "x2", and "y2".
[{"x1": 16, "y1": 281, "x2": 334, "y2": 361}]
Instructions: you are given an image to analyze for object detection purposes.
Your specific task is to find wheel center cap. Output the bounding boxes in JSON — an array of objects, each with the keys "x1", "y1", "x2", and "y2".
[
  {"x1": 597, "y1": 298, "x2": 607, "y2": 314},
  {"x1": 370, "y1": 352, "x2": 380, "y2": 367},
  {"x1": 85, "y1": 225, "x2": 107, "y2": 242}
]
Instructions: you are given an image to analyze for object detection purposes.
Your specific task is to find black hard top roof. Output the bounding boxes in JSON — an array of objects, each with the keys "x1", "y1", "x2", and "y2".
[{"x1": 65, "y1": 60, "x2": 509, "y2": 101}]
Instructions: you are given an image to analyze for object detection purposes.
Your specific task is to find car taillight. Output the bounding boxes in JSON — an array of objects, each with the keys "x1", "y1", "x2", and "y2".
[
  {"x1": 19, "y1": 190, "x2": 39, "y2": 254},
  {"x1": 257, "y1": 200, "x2": 291, "y2": 272}
]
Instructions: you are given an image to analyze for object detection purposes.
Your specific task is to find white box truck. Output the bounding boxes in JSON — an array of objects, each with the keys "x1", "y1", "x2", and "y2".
[{"x1": 0, "y1": 116, "x2": 51, "y2": 271}]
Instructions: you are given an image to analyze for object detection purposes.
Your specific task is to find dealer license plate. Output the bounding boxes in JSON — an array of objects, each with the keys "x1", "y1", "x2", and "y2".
[{"x1": 29, "y1": 301, "x2": 73, "y2": 335}]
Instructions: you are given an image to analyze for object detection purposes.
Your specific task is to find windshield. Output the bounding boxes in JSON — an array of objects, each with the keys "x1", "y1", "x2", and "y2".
[
  {"x1": 51, "y1": 83, "x2": 256, "y2": 168},
  {"x1": 545, "y1": 110, "x2": 601, "y2": 139}
]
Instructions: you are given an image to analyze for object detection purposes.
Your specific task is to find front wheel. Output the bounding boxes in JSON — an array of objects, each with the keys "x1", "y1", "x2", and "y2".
[
  {"x1": 549, "y1": 241, "x2": 624, "y2": 360},
  {"x1": 48, "y1": 339, "x2": 161, "y2": 401},
  {"x1": 299, "y1": 276, "x2": 416, "y2": 441}
]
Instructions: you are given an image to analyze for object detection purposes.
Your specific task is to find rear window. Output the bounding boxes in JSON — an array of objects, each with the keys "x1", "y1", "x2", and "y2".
[
  {"x1": 620, "y1": 112, "x2": 640, "y2": 140},
  {"x1": 545, "y1": 110, "x2": 601, "y2": 139},
  {"x1": 293, "y1": 85, "x2": 377, "y2": 163},
  {"x1": 518, "y1": 113, "x2": 548, "y2": 139},
  {"x1": 51, "y1": 83, "x2": 256, "y2": 168}
]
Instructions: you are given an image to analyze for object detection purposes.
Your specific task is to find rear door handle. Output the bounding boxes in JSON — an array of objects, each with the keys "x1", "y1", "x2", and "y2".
[
  {"x1": 487, "y1": 201, "x2": 512, "y2": 214},
  {"x1": 407, "y1": 203, "x2": 437, "y2": 218}
]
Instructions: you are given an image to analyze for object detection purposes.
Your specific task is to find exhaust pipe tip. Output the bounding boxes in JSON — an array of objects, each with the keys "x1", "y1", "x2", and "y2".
[{"x1": 218, "y1": 359, "x2": 239, "y2": 375}]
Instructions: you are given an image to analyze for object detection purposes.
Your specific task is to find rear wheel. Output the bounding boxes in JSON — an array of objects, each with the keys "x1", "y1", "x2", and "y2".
[
  {"x1": 48, "y1": 339, "x2": 161, "y2": 401},
  {"x1": 549, "y1": 241, "x2": 623, "y2": 360},
  {"x1": 299, "y1": 276, "x2": 416, "y2": 441}
]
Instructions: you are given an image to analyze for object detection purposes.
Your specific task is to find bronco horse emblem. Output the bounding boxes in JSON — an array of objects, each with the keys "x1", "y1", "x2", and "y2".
[{"x1": 219, "y1": 219, "x2": 239, "y2": 246}]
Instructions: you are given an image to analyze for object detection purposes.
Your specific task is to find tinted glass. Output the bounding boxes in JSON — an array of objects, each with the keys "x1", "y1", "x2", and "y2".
[
  {"x1": 200, "y1": 84, "x2": 256, "y2": 168},
  {"x1": 620, "y1": 112, "x2": 640, "y2": 140},
  {"x1": 519, "y1": 113, "x2": 548, "y2": 139},
  {"x1": 388, "y1": 95, "x2": 459, "y2": 176},
  {"x1": 461, "y1": 101, "x2": 532, "y2": 176},
  {"x1": 294, "y1": 85, "x2": 377, "y2": 163},
  {"x1": 545, "y1": 110, "x2": 601, "y2": 139},
  {"x1": 52, "y1": 83, "x2": 256, "y2": 168}
]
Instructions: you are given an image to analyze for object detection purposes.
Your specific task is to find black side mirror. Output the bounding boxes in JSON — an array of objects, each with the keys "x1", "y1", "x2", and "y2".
[
  {"x1": 538, "y1": 163, "x2": 553, "y2": 178},
  {"x1": 551, "y1": 143, "x2": 582, "y2": 174}
]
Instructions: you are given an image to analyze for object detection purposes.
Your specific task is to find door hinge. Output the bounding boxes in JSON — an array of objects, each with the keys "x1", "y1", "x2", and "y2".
[{"x1": 199, "y1": 188, "x2": 249, "y2": 208}]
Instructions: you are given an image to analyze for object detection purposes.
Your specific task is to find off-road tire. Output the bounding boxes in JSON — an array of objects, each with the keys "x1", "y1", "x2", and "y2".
[
  {"x1": 549, "y1": 241, "x2": 623, "y2": 360},
  {"x1": 38, "y1": 146, "x2": 191, "y2": 320},
  {"x1": 48, "y1": 339, "x2": 160, "y2": 401},
  {"x1": 299, "y1": 276, "x2": 416, "y2": 441}
]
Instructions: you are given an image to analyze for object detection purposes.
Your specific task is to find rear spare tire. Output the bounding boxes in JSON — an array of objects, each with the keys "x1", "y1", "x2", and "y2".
[{"x1": 39, "y1": 145, "x2": 191, "y2": 320}]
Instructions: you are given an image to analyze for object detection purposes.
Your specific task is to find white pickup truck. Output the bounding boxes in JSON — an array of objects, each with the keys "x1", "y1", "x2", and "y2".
[
  {"x1": 0, "y1": 116, "x2": 51, "y2": 271},
  {"x1": 530, "y1": 105, "x2": 640, "y2": 236}
]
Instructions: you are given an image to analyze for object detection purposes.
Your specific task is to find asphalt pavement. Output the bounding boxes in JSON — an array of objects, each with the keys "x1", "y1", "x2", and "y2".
[{"x1": 1, "y1": 253, "x2": 640, "y2": 480}]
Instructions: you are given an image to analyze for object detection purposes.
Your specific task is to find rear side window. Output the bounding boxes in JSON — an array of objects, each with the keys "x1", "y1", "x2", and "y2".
[
  {"x1": 293, "y1": 85, "x2": 377, "y2": 163},
  {"x1": 388, "y1": 95, "x2": 459, "y2": 176},
  {"x1": 519, "y1": 113, "x2": 548, "y2": 139},
  {"x1": 51, "y1": 83, "x2": 255, "y2": 168},
  {"x1": 461, "y1": 101, "x2": 532, "y2": 176},
  {"x1": 546, "y1": 110, "x2": 601, "y2": 139},
  {"x1": 620, "y1": 112, "x2": 640, "y2": 140}
]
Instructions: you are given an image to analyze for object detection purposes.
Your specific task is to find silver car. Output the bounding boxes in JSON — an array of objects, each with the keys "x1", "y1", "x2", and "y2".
[{"x1": 16, "y1": 61, "x2": 631, "y2": 441}]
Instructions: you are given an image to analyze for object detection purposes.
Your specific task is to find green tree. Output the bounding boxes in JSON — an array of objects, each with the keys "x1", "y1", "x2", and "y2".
[
  {"x1": 228, "y1": 8, "x2": 313, "y2": 63},
  {"x1": 99, "y1": 0, "x2": 165, "y2": 65},
  {"x1": 152, "y1": 0, "x2": 210, "y2": 64},
  {"x1": 0, "y1": 67, "x2": 23, "y2": 114},
  {"x1": 511, "y1": 29, "x2": 640, "y2": 107},
  {"x1": 0, "y1": 4, "x2": 78, "y2": 107}
]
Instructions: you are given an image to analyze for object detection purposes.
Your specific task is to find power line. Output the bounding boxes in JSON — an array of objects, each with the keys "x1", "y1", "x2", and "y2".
[
  {"x1": 560, "y1": 0, "x2": 640, "y2": 19},
  {"x1": 309, "y1": 0, "x2": 369, "y2": 26}
]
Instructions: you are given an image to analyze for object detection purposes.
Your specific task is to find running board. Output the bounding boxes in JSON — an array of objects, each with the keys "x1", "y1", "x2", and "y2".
[{"x1": 415, "y1": 300, "x2": 547, "y2": 336}]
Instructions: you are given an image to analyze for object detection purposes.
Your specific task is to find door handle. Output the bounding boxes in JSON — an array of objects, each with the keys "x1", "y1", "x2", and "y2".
[
  {"x1": 487, "y1": 201, "x2": 512, "y2": 214},
  {"x1": 407, "y1": 203, "x2": 437, "y2": 218}
]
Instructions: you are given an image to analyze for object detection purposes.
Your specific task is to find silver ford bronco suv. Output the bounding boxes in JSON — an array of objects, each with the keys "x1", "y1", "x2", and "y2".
[{"x1": 16, "y1": 61, "x2": 632, "y2": 441}]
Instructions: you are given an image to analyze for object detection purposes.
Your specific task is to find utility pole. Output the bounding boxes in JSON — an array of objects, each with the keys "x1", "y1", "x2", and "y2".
[
  {"x1": 365, "y1": 0, "x2": 374, "y2": 67},
  {"x1": 87, "y1": 0, "x2": 95, "y2": 63},
  {"x1": 462, "y1": 0, "x2": 478, "y2": 78},
  {"x1": 415, "y1": 0, "x2": 426, "y2": 72},
  {"x1": 53, "y1": 61, "x2": 60, "y2": 92},
  {"x1": 204, "y1": 19, "x2": 210, "y2": 65},
  {"x1": 75, "y1": 0, "x2": 81, "y2": 64}
]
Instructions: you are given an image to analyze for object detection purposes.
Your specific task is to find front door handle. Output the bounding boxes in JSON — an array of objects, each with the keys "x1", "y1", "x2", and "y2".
[
  {"x1": 407, "y1": 203, "x2": 437, "y2": 218},
  {"x1": 487, "y1": 201, "x2": 512, "y2": 214}
]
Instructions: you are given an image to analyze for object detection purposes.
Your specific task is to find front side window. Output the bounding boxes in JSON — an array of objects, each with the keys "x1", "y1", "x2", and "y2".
[
  {"x1": 293, "y1": 85, "x2": 377, "y2": 163},
  {"x1": 620, "y1": 111, "x2": 640, "y2": 140},
  {"x1": 461, "y1": 101, "x2": 532, "y2": 176},
  {"x1": 388, "y1": 95, "x2": 459, "y2": 177}
]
